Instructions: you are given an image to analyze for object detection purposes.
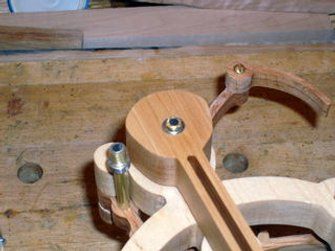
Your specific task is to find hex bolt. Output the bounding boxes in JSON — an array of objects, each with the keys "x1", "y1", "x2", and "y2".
[
  {"x1": 233, "y1": 63, "x2": 246, "y2": 75},
  {"x1": 107, "y1": 143, "x2": 131, "y2": 209},
  {"x1": 162, "y1": 116, "x2": 185, "y2": 135}
]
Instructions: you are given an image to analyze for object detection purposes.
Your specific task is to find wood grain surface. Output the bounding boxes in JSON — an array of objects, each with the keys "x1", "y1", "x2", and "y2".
[
  {"x1": 0, "y1": 25, "x2": 83, "y2": 50},
  {"x1": 0, "y1": 44, "x2": 334, "y2": 250},
  {"x1": 0, "y1": 7, "x2": 333, "y2": 50},
  {"x1": 135, "y1": 0, "x2": 335, "y2": 13}
]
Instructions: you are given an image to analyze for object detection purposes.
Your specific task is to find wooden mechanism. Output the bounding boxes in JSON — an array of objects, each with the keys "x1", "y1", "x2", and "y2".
[{"x1": 94, "y1": 63, "x2": 333, "y2": 250}]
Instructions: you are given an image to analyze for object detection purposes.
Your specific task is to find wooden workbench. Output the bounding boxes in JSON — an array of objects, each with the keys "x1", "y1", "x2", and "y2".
[{"x1": 0, "y1": 44, "x2": 334, "y2": 250}]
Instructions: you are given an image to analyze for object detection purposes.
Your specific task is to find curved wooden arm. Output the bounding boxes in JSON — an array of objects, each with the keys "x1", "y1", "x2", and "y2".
[{"x1": 210, "y1": 63, "x2": 332, "y2": 124}]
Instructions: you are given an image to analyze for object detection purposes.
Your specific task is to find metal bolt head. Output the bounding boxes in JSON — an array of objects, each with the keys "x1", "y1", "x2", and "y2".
[
  {"x1": 233, "y1": 63, "x2": 246, "y2": 74},
  {"x1": 107, "y1": 143, "x2": 130, "y2": 174},
  {"x1": 162, "y1": 116, "x2": 185, "y2": 135}
]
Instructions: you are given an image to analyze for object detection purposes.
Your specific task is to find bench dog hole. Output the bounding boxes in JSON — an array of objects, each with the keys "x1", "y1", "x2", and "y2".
[{"x1": 17, "y1": 162, "x2": 43, "y2": 184}]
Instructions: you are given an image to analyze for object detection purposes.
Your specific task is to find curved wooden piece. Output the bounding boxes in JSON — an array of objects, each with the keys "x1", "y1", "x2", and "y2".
[
  {"x1": 125, "y1": 90, "x2": 261, "y2": 251},
  {"x1": 210, "y1": 66, "x2": 253, "y2": 124},
  {"x1": 249, "y1": 65, "x2": 331, "y2": 116},
  {"x1": 210, "y1": 63, "x2": 332, "y2": 124}
]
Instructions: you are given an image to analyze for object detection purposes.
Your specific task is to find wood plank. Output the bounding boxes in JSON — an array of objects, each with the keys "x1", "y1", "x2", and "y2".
[
  {"x1": 0, "y1": 25, "x2": 83, "y2": 50},
  {"x1": 135, "y1": 0, "x2": 335, "y2": 14},
  {"x1": 0, "y1": 7, "x2": 333, "y2": 50},
  {"x1": 1, "y1": 44, "x2": 334, "y2": 63},
  {"x1": 0, "y1": 45, "x2": 334, "y2": 250}
]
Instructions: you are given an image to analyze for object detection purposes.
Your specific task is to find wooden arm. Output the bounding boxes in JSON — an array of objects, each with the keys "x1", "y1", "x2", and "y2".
[
  {"x1": 210, "y1": 63, "x2": 332, "y2": 124},
  {"x1": 179, "y1": 152, "x2": 261, "y2": 250}
]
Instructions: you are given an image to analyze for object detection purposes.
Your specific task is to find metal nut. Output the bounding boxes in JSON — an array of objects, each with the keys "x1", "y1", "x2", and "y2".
[
  {"x1": 162, "y1": 116, "x2": 185, "y2": 135},
  {"x1": 107, "y1": 143, "x2": 130, "y2": 175}
]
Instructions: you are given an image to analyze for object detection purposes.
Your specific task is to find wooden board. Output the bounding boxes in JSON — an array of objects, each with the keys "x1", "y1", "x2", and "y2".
[
  {"x1": 135, "y1": 0, "x2": 335, "y2": 14},
  {"x1": 0, "y1": 25, "x2": 83, "y2": 50},
  {"x1": 0, "y1": 44, "x2": 334, "y2": 250},
  {"x1": 0, "y1": 7, "x2": 333, "y2": 50}
]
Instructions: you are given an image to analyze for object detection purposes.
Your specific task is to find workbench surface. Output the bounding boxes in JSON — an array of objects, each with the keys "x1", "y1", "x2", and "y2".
[{"x1": 0, "y1": 44, "x2": 334, "y2": 250}]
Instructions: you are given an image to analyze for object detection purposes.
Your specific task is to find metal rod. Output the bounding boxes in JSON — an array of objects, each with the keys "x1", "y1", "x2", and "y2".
[{"x1": 107, "y1": 142, "x2": 131, "y2": 209}]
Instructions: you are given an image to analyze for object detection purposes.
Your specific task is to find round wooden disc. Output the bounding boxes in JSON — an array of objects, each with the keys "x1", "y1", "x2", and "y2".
[{"x1": 126, "y1": 90, "x2": 212, "y2": 185}]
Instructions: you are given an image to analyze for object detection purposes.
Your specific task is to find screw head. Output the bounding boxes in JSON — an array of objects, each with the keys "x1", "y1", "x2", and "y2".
[
  {"x1": 233, "y1": 63, "x2": 246, "y2": 74},
  {"x1": 162, "y1": 116, "x2": 185, "y2": 135}
]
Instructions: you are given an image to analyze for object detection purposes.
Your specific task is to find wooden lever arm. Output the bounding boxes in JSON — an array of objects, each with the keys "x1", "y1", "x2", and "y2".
[{"x1": 177, "y1": 151, "x2": 262, "y2": 251}]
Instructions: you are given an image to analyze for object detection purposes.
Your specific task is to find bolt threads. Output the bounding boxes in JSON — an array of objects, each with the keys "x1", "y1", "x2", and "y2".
[{"x1": 107, "y1": 142, "x2": 131, "y2": 209}]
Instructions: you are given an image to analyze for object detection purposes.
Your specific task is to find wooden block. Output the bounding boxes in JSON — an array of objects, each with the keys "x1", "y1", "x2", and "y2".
[
  {"x1": 0, "y1": 7, "x2": 333, "y2": 50},
  {"x1": 0, "y1": 25, "x2": 83, "y2": 50}
]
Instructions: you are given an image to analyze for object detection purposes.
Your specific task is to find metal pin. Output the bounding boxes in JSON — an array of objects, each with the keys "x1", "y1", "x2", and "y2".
[
  {"x1": 107, "y1": 143, "x2": 131, "y2": 209},
  {"x1": 233, "y1": 63, "x2": 246, "y2": 74}
]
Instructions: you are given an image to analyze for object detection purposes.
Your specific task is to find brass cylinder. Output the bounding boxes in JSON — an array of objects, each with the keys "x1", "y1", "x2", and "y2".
[
  {"x1": 113, "y1": 172, "x2": 130, "y2": 209},
  {"x1": 107, "y1": 143, "x2": 131, "y2": 209}
]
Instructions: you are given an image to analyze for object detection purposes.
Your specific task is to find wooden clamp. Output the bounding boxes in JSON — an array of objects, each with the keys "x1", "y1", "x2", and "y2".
[{"x1": 94, "y1": 63, "x2": 332, "y2": 250}]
